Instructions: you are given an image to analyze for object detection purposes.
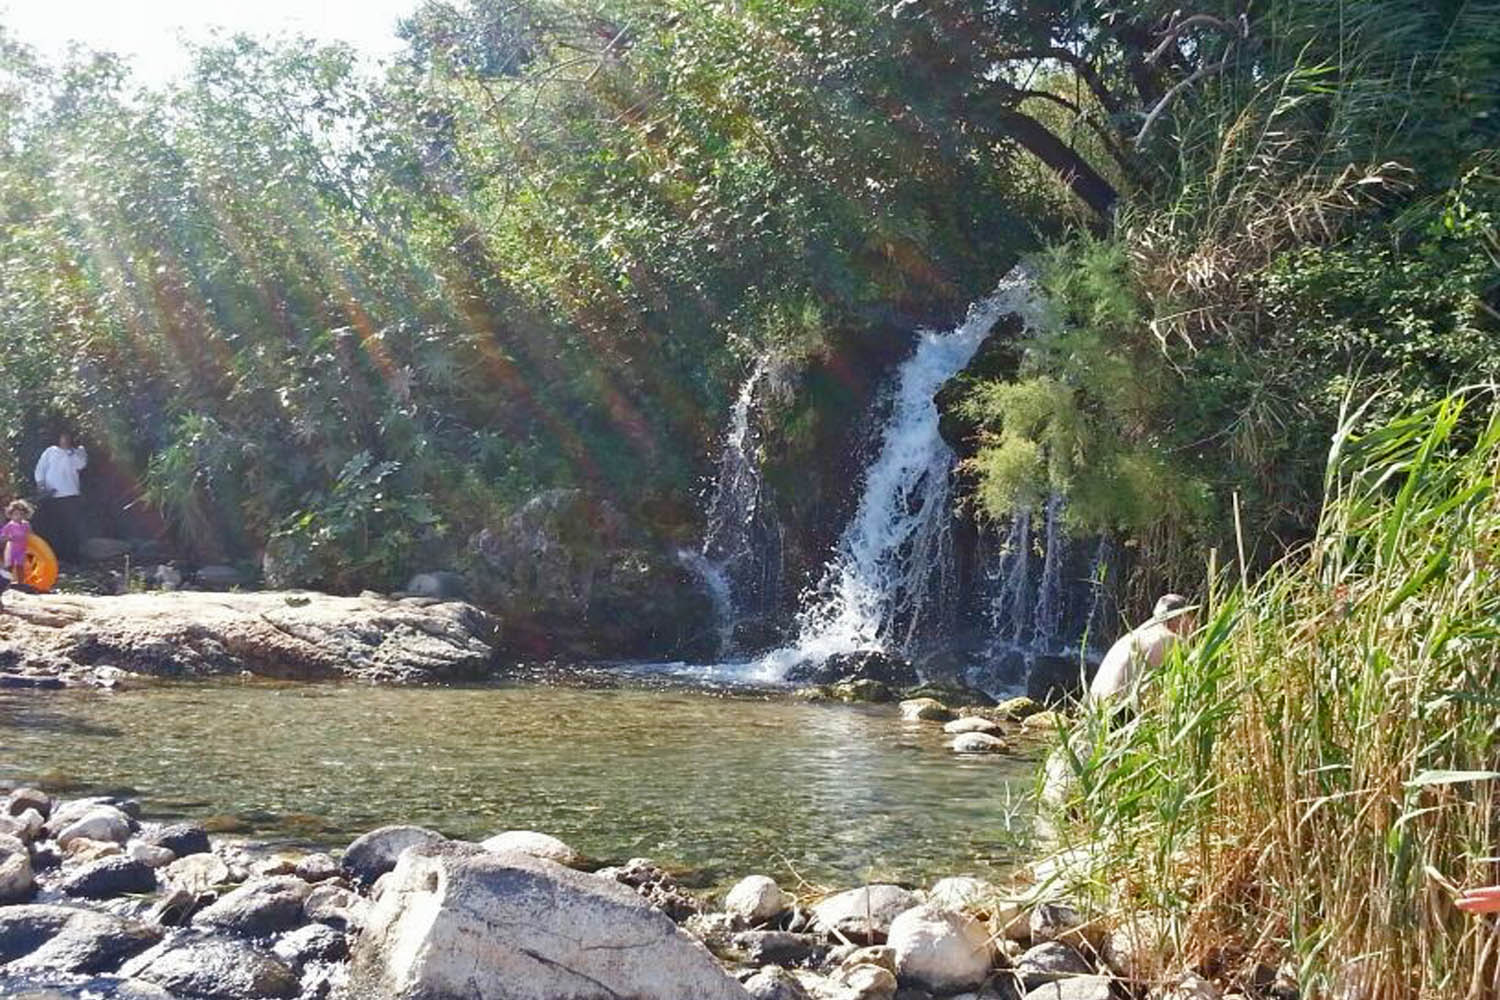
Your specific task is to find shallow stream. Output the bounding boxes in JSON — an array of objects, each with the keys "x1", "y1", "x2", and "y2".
[{"x1": 0, "y1": 678, "x2": 1037, "y2": 887}]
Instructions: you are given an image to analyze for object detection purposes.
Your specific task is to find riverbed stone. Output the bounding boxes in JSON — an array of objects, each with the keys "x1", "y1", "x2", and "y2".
[
  {"x1": 596, "y1": 856, "x2": 702, "y2": 921},
  {"x1": 293, "y1": 851, "x2": 341, "y2": 883},
  {"x1": 272, "y1": 923, "x2": 349, "y2": 968},
  {"x1": 888, "y1": 904, "x2": 994, "y2": 994},
  {"x1": 341, "y1": 824, "x2": 446, "y2": 885},
  {"x1": 834, "y1": 679, "x2": 895, "y2": 703},
  {"x1": 303, "y1": 883, "x2": 366, "y2": 930},
  {"x1": 1022, "y1": 711, "x2": 1066, "y2": 732},
  {"x1": 832, "y1": 962, "x2": 899, "y2": 1000},
  {"x1": 123, "y1": 842, "x2": 175, "y2": 869},
  {"x1": 194, "y1": 876, "x2": 311, "y2": 936},
  {"x1": 734, "y1": 929, "x2": 826, "y2": 966},
  {"x1": 743, "y1": 965, "x2": 814, "y2": 1000},
  {"x1": 840, "y1": 945, "x2": 898, "y2": 974},
  {"x1": 347, "y1": 841, "x2": 750, "y2": 999},
  {"x1": 995, "y1": 696, "x2": 1043, "y2": 721},
  {"x1": 140, "y1": 822, "x2": 209, "y2": 857},
  {"x1": 1022, "y1": 976, "x2": 1113, "y2": 1000},
  {"x1": 812, "y1": 885, "x2": 920, "y2": 944},
  {"x1": 1103, "y1": 916, "x2": 1168, "y2": 979},
  {"x1": 2, "y1": 905, "x2": 161, "y2": 975},
  {"x1": 479, "y1": 829, "x2": 582, "y2": 867},
  {"x1": 163, "y1": 852, "x2": 231, "y2": 895},
  {"x1": 56, "y1": 856, "x2": 157, "y2": 900},
  {"x1": 120, "y1": 938, "x2": 300, "y2": 999},
  {"x1": 1029, "y1": 901, "x2": 1099, "y2": 950},
  {"x1": 943, "y1": 717, "x2": 1005, "y2": 736},
  {"x1": 56, "y1": 807, "x2": 133, "y2": 849},
  {"x1": 64, "y1": 837, "x2": 124, "y2": 863},
  {"x1": 1014, "y1": 942, "x2": 1094, "y2": 990},
  {"x1": 7, "y1": 787, "x2": 52, "y2": 819},
  {"x1": 0, "y1": 808, "x2": 46, "y2": 843},
  {"x1": 726, "y1": 874, "x2": 792, "y2": 925},
  {"x1": 0, "y1": 832, "x2": 35, "y2": 903},
  {"x1": 951, "y1": 732, "x2": 1009, "y2": 754},
  {"x1": 899, "y1": 699, "x2": 954, "y2": 723}
]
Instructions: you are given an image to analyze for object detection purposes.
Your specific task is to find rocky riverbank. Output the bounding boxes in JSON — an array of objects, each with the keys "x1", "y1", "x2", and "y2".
[
  {"x1": 0, "y1": 785, "x2": 1278, "y2": 1000},
  {"x1": 0, "y1": 590, "x2": 502, "y2": 686}
]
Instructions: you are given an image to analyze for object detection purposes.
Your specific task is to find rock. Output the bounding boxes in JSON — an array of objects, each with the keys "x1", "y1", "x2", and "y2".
[
  {"x1": 82, "y1": 537, "x2": 132, "y2": 562},
  {"x1": 1103, "y1": 917, "x2": 1167, "y2": 980},
  {"x1": 1022, "y1": 976, "x2": 1113, "y2": 1000},
  {"x1": 832, "y1": 963, "x2": 899, "y2": 1000},
  {"x1": 142, "y1": 822, "x2": 210, "y2": 857},
  {"x1": 56, "y1": 806, "x2": 133, "y2": 848},
  {"x1": 120, "y1": 938, "x2": 299, "y2": 999},
  {"x1": 194, "y1": 564, "x2": 247, "y2": 588},
  {"x1": 786, "y1": 651, "x2": 920, "y2": 689},
  {"x1": 841, "y1": 945, "x2": 898, "y2": 974},
  {"x1": 596, "y1": 856, "x2": 702, "y2": 922},
  {"x1": 1014, "y1": 942, "x2": 1093, "y2": 990},
  {"x1": 811, "y1": 885, "x2": 920, "y2": 944},
  {"x1": 1029, "y1": 902, "x2": 1097, "y2": 950},
  {"x1": 56, "y1": 856, "x2": 157, "y2": 899},
  {"x1": 347, "y1": 842, "x2": 749, "y2": 999},
  {"x1": 273, "y1": 923, "x2": 349, "y2": 968},
  {"x1": 684, "y1": 911, "x2": 739, "y2": 949},
  {"x1": 479, "y1": 830, "x2": 582, "y2": 867},
  {"x1": 927, "y1": 877, "x2": 999, "y2": 916},
  {"x1": 147, "y1": 886, "x2": 198, "y2": 927},
  {"x1": 0, "y1": 904, "x2": 161, "y2": 974},
  {"x1": 0, "y1": 591, "x2": 501, "y2": 684},
  {"x1": 194, "y1": 876, "x2": 311, "y2": 936},
  {"x1": 995, "y1": 696, "x2": 1043, "y2": 721},
  {"x1": 951, "y1": 732, "x2": 1009, "y2": 754},
  {"x1": 7, "y1": 787, "x2": 52, "y2": 819},
  {"x1": 303, "y1": 883, "x2": 366, "y2": 930},
  {"x1": 725, "y1": 874, "x2": 792, "y2": 925},
  {"x1": 833, "y1": 679, "x2": 895, "y2": 703},
  {"x1": 253, "y1": 855, "x2": 299, "y2": 877},
  {"x1": 0, "y1": 807, "x2": 46, "y2": 843},
  {"x1": 899, "y1": 699, "x2": 954, "y2": 723},
  {"x1": 887, "y1": 905, "x2": 994, "y2": 994},
  {"x1": 733, "y1": 930, "x2": 826, "y2": 966},
  {"x1": 402, "y1": 571, "x2": 468, "y2": 600},
  {"x1": 163, "y1": 852, "x2": 231, "y2": 895},
  {"x1": 744, "y1": 966, "x2": 814, "y2": 1000},
  {"x1": 64, "y1": 837, "x2": 124, "y2": 863},
  {"x1": 293, "y1": 852, "x2": 341, "y2": 883},
  {"x1": 902, "y1": 684, "x2": 997, "y2": 708},
  {"x1": 341, "y1": 824, "x2": 447, "y2": 885},
  {"x1": 153, "y1": 563, "x2": 183, "y2": 590},
  {"x1": 124, "y1": 842, "x2": 175, "y2": 868},
  {"x1": 1022, "y1": 711, "x2": 1066, "y2": 732},
  {"x1": 1025, "y1": 655, "x2": 1088, "y2": 707},
  {"x1": 943, "y1": 717, "x2": 1005, "y2": 736},
  {"x1": 1161, "y1": 973, "x2": 1222, "y2": 1000},
  {"x1": 0, "y1": 832, "x2": 35, "y2": 903}
]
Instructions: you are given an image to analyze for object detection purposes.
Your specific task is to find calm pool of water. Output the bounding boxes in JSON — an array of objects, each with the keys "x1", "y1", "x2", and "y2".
[{"x1": 0, "y1": 678, "x2": 1038, "y2": 887}]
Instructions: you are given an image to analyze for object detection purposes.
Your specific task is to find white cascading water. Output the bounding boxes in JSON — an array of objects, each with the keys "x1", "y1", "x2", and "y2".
[{"x1": 751, "y1": 268, "x2": 1042, "y2": 680}]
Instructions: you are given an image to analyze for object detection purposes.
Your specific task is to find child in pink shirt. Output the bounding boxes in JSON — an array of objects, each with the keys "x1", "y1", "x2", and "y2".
[{"x1": 1, "y1": 499, "x2": 32, "y2": 606}]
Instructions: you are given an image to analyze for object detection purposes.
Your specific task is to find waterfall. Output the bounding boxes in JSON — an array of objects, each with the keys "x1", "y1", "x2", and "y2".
[
  {"x1": 681, "y1": 362, "x2": 782, "y2": 656},
  {"x1": 751, "y1": 268, "x2": 1041, "y2": 679}
]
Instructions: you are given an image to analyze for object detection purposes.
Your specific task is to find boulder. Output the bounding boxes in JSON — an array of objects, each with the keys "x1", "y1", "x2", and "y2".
[
  {"x1": 902, "y1": 683, "x2": 998, "y2": 708},
  {"x1": 402, "y1": 571, "x2": 468, "y2": 600},
  {"x1": 303, "y1": 883, "x2": 367, "y2": 930},
  {"x1": 832, "y1": 679, "x2": 895, "y2": 703},
  {"x1": 479, "y1": 830, "x2": 582, "y2": 867},
  {"x1": 0, "y1": 832, "x2": 35, "y2": 903},
  {"x1": 743, "y1": 966, "x2": 814, "y2": 1000},
  {"x1": 1022, "y1": 712, "x2": 1066, "y2": 732},
  {"x1": 725, "y1": 875, "x2": 792, "y2": 925},
  {"x1": 831, "y1": 962, "x2": 899, "y2": 1000},
  {"x1": 163, "y1": 853, "x2": 231, "y2": 895},
  {"x1": 786, "y1": 651, "x2": 920, "y2": 689},
  {"x1": 811, "y1": 885, "x2": 920, "y2": 944},
  {"x1": 56, "y1": 856, "x2": 156, "y2": 899},
  {"x1": 120, "y1": 938, "x2": 299, "y2": 999},
  {"x1": 56, "y1": 807, "x2": 133, "y2": 849},
  {"x1": 994, "y1": 696, "x2": 1043, "y2": 721},
  {"x1": 888, "y1": 905, "x2": 994, "y2": 994},
  {"x1": 347, "y1": 842, "x2": 750, "y2": 999},
  {"x1": 943, "y1": 717, "x2": 1005, "y2": 736},
  {"x1": 142, "y1": 822, "x2": 210, "y2": 857},
  {"x1": 6, "y1": 787, "x2": 52, "y2": 819},
  {"x1": 293, "y1": 852, "x2": 341, "y2": 883},
  {"x1": 341, "y1": 824, "x2": 446, "y2": 885},
  {"x1": 272, "y1": 923, "x2": 349, "y2": 968},
  {"x1": 899, "y1": 699, "x2": 954, "y2": 723},
  {"x1": 952, "y1": 732, "x2": 1010, "y2": 754},
  {"x1": 1014, "y1": 942, "x2": 1093, "y2": 991},
  {"x1": 0, "y1": 807, "x2": 46, "y2": 843},
  {"x1": 124, "y1": 843, "x2": 175, "y2": 868},
  {"x1": 2, "y1": 905, "x2": 161, "y2": 974},
  {"x1": 732, "y1": 930, "x2": 825, "y2": 966},
  {"x1": 1021, "y1": 976, "x2": 1113, "y2": 1000},
  {"x1": 193, "y1": 876, "x2": 310, "y2": 937}
]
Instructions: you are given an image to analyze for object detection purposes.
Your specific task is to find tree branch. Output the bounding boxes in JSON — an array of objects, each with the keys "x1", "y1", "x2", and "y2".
[
  {"x1": 999, "y1": 46, "x2": 1122, "y2": 116},
  {"x1": 1133, "y1": 54, "x2": 1233, "y2": 149}
]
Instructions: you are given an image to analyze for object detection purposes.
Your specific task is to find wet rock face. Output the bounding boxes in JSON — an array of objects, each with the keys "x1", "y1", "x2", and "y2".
[
  {"x1": 786, "y1": 650, "x2": 920, "y2": 689},
  {"x1": 120, "y1": 937, "x2": 300, "y2": 1000},
  {"x1": 0, "y1": 591, "x2": 502, "y2": 684},
  {"x1": 348, "y1": 843, "x2": 750, "y2": 1000},
  {"x1": 468, "y1": 489, "x2": 716, "y2": 661}
]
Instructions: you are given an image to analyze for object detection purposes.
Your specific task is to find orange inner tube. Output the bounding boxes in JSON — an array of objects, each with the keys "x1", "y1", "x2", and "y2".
[{"x1": 19, "y1": 533, "x2": 58, "y2": 592}]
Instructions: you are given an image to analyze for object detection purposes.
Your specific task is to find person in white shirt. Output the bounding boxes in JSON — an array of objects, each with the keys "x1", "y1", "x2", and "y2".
[
  {"x1": 1087, "y1": 593, "x2": 1192, "y2": 707},
  {"x1": 34, "y1": 431, "x2": 88, "y2": 563}
]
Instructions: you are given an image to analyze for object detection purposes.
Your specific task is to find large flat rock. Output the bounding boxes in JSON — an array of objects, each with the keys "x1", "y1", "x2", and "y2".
[{"x1": 0, "y1": 590, "x2": 501, "y2": 683}]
